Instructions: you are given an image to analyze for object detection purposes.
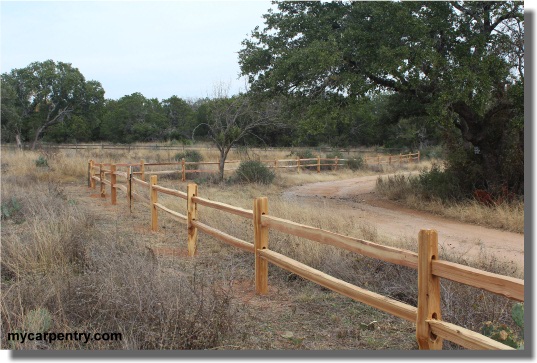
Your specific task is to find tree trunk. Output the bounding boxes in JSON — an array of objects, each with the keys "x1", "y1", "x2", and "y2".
[
  {"x1": 451, "y1": 100, "x2": 521, "y2": 194},
  {"x1": 15, "y1": 134, "x2": 23, "y2": 150},
  {"x1": 219, "y1": 150, "x2": 226, "y2": 181},
  {"x1": 31, "y1": 125, "x2": 47, "y2": 150}
]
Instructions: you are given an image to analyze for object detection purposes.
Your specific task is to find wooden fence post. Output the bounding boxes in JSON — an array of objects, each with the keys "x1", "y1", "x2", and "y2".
[
  {"x1": 110, "y1": 164, "x2": 117, "y2": 205},
  {"x1": 88, "y1": 160, "x2": 92, "y2": 187},
  {"x1": 128, "y1": 166, "x2": 132, "y2": 212},
  {"x1": 297, "y1": 157, "x2": 301, "y2": 173},
  {"x1": 181, "y1": 158, "x2": 186, "y2": 182},
  {"x1": 417, "y1": 150, "x2": 421, "y2": 163},
  {"x1": 187, "y1": 183, "x2": 198, "y2": 257},
  {"x1": 417, "y1": 229, "x2": 443, "y2": 350},
  {"x1": 140, "y1": 159, "x2": 145, "y2": 181},
  {"x1": 100, "y1": 163, "x2": 105, "y2": 198},
  {"x1": 274, "y1": 159, "x2": 278, "y2": 173},
  {"x1": 317, "y1": 156, "x2": 321, "y2": 173},
  {"x1": 254, "y1": 197, "x2": 269, "y2": 295},
  {"x1": 150, "y1": 175, "x2": 158, "y2": 232}
]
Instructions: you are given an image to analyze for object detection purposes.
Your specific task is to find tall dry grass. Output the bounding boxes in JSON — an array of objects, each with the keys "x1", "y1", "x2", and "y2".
[
  {"x1": 1, "y1": 150, "x2": 234, "y2": 350},
  {"x1": 1, "y1": 147, "x2": 523, "y2": 350},
  {"x1": 376, "y1": 173, "x2": 524, "y2": 233}
]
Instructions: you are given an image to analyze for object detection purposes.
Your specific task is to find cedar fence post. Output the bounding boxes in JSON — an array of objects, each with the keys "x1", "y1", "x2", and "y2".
[
  {"x1": 416, "y1": 229, "x2": 443, "y2": 350},
  {"x1": 181, "y1": 158, "x2": 186, "y2": 182},
  {"x1": 100, "y1": 163, "x2": 105, "y2": 198},
  {"x1": 418, "y1": 150, "x2": 421, "y2": 163},
  {"x1": 254, "y1": 197, "x2": 269, "y2": 294},
  {"x1": 111, "y1": 164, "x2": 117, "y2": 205},
  {"x1": 140, "y1": 159, "x2": 145, "y2": 181},
  {"x1": 128, "y1": 166, "x2": 132, "y2": 212},
  {"x1": 297, "y1": 157, "x2": 300, "y2": 173},
  {"x1": 87, "y1": 160, "x2": 92, "y2": 187},
  {"x1": 317, "y1": 155, "x2": 321, "y2": 173},
  {"x1": 187, "y1": 183, "x2": 198, "y2": 257},
  {"x1": 150, "y1": 175, "x2": 158, "y2": 232}
]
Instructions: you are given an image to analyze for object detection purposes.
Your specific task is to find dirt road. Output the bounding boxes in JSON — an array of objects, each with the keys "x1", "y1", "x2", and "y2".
[{"x1": 284, "y1": 174, "x2": 524, "y2": 271}]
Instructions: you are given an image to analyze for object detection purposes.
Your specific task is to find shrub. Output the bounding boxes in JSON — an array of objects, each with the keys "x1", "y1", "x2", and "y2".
[
  {"x1": 417, "y1": 164, "x2": 462, "y2": 201},
  {"x1": 321, "y1": 151, "x2": 344, "y2": 170},
  {"x1": 174, "y1": 150, "x2": 203, "y2": 180},
  {"x1": 35, "y1": 156, "x2": 48, "y2": 167},
  {"x1": 1, "y1": 197, "x2": 22, "y2": 220},
  {"x1": 233, "y1": 160, "x2": 275, "y2": 184},
  {"x1": 346, "y1": 156, "x2": 365, "y2": 171},
  {"x1": 289, "y1": 149, "x2": 317, "y2": 168},
  {"x1": 174, "y1": 150, "x2": 203, "y2": 163}
]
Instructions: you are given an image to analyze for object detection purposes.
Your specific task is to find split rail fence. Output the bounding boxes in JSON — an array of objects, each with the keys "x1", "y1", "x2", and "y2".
[
  {"x1": 87, "y1": 152, "x2": 419, "y2": 184},
  {"x1": 88, "y1": 158, "x2": 523, "y2": 351}
]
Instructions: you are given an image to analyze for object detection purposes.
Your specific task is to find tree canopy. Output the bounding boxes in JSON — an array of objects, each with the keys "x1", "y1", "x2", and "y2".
[
  {"x1": 239, "y1": 1, "x2": 524, "y2": 194},
  {"x1": 1, "y1": 60, "x2": 105, "y2": 149}
]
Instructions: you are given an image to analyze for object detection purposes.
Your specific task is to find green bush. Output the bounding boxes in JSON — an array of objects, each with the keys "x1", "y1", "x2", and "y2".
[
  {"x1": 35, "y1": 156, "x2": 48, "y2": 167},
  {"x1": 1, "y1": 197, "x2": 22, "y2": 220},
  {"x1": 417, "y1": 164, "x2": 462, "y2": 201},
  {"x1": 233, "y1": 160, "x2": 275, "y2": 184},
  {"x1": 174, "y1": 150, "x2": 203, "y2": 180},
  {"x1": 346, "y1": 157, "x2": 365, "y2": 171},
  {"x1": 289, "y1": 149, "x2": 317, "y2": 168},
  {"x1": 321, "y1": 151, "x2": 344, "y2": 170}
]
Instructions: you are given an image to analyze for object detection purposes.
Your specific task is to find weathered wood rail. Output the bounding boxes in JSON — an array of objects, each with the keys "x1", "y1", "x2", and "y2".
[
  {"x1": 87, "y1": 152, "x2": 419, "y2": 185},
  {"x1": 88, "y1": 159, "x2": 523, "y2": 351}
]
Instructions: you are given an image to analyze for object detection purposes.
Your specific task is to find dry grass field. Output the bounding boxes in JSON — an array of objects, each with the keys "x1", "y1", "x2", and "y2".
[{"x1": 0, "y1": 146, "x2": 523, "y2": 350}]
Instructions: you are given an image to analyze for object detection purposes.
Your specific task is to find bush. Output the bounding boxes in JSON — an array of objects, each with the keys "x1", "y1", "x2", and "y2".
[
  {"x1": 346, "y1": 157, "x2": 365, "y2": 171},
  {"x1": 233, "y1": 160, "x2": 275, "y2": 184},
  {"x1": 289, "y1": 149, "x2": 317, "y2": 168},
  {"x1": 174, "y1": 150, "x2": 203, "y2": 163},
  {"x1": 35, "y1": 156, "x2": 48, "y2": 167},
  {"x1": 417, "y1": 164, "x2": 462, "y2": 201},
  {"x1": 321, "y1": 151, "x2": 344, "y2": 170},
  {"x1": 174, "y1": 150, "x2": 203, "y2": 180}
]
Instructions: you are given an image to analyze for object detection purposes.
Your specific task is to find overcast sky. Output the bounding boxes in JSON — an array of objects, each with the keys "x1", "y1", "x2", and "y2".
[{"x1": 1, "y1": 1, "x2": 273, "y2": 101}]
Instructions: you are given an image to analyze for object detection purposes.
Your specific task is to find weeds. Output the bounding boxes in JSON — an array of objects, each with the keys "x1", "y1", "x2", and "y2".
[{"x1": 0, "y1": 147, "x2": 524, "y2": 350}]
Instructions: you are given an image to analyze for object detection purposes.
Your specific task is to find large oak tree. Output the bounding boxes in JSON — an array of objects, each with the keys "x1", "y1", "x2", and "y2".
[
  {"x1": 239, "y1": 1, "x2": 524, "y2": 194},
  {"x1": 1, "y1": 60, "x2": 105, "y2": 149}
]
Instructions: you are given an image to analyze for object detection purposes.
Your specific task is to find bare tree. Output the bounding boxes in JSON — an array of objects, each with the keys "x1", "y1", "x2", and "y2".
[{"x1": 194, "y1": 83, "x2": 283, "y2": 181}]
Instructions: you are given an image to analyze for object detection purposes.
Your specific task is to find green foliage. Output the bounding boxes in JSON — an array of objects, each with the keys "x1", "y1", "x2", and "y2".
[
  {"x1": 174, "y1": 150, "x2": 203, "y2": 163},
  {"x1": 233, "y1": 160, "x2": 275, "y2": 185},
  {"x1": 345, "y1": 157, "x2": 364, "y2": 171},
  {"x1": 481, "y1": 321, "x2": 520, "y2": 349},
  {"x1": 1, "y1": 197, "x2": 22, "y2": 220},
  {"x1": 23, "y1": 308, "x2": 53, "y2": 333},
  {"x1": 1, "y1": 60, "x2": 105, "y2": 149},
  {"x1": 512, "y1": 303, "x2": 524, "y2": 331},
  {"x1": 416, "y1": 164, "x2": 463, "y2": 201},
  {"x1": 174, "y1": 150, "x2": 203, "y2": 180},
  {"x1": 239, "y1": 1, "x2": 524, "y2": 196},
  {"x1": 35, "y1": 156, "x2": 49, "y2": 167}
]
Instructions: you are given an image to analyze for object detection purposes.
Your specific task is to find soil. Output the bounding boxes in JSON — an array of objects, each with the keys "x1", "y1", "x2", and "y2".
[{"x1": 283, "y1": 174, "x2": 524, "y2": 270}]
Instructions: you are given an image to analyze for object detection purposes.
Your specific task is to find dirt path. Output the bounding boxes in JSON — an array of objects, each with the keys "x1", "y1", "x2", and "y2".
[{"x1": 283, "y1": 175, "x2": 524, "y2": 271}]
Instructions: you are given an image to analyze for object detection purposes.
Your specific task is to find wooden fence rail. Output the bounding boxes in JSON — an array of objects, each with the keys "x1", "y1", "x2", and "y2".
[
  {"x1": 88, "y1": 159, "x2": 523, "y2": 351},
  {"x1": 88, "y1": 152, "x2": 419, "y2": 187}
]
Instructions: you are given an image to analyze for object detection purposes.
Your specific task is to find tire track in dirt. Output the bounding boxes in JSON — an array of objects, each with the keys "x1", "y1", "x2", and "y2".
[{"x1": 283, "y1": 175, "x2": 524, "y2": 271}]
